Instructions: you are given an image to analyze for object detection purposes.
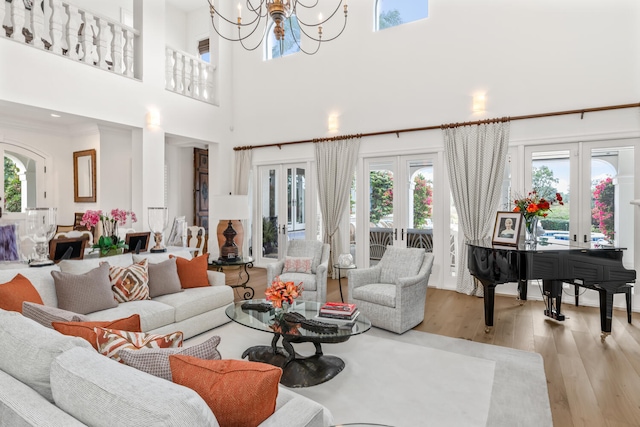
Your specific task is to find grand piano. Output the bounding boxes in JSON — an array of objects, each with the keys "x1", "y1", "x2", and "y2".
[{"x1": 467, "y1": 239, "x2": 636, "y2": 342}]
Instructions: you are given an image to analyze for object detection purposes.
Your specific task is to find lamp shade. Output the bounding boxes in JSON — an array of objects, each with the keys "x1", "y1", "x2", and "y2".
[{"x1": 212, "y1": 195, "x2": 250, "y2": 220}]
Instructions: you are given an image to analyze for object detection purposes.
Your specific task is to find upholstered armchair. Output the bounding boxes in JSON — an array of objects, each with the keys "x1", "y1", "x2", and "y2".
[
  {"x1": 348, "y1": 246, "x2": 434, "y2": 334},
  {"x1": 266, "y1": 240, "x2": 330, "y2": 303}
]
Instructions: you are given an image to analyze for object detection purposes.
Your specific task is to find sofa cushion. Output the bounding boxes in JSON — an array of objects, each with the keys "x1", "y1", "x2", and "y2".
[
  {"x1": 277, "y1": 272, "x2": 316, "y2": 291},
  {"x1": 0, "y1": 265, "x2": 59, "y2": 307},
  {"x1": 22, "y1": 301, "x2": 90, "y2": 328},
  {"x1": 170, "y1": 253, "x2": 210, "y2": 288},
  {"x1": 51, "y1": 346, "x2": 218, "y2": 427},
  {"x1": 282, "y1": 256, "x2": 313, "y2": 274},
  {"x1": 147, "y1": 257, "x2": 183, "y2": 298},
  {"x1": 108, "y1": 259, "x2": 150, "y2": 302},
  {"x1": 153, "y1": 286, "x2": 233, "y2": 323},
  {"x1": 84, "y1": 299, "x2": 176, "y2": 332},
  {"x1": 52, "y1": 263, "x2": 118, "y2": 314},
  {"x1": 170, "y1": 356, "x2": 281, "y2": 427},
  {"x1": 352, "y1": 283, "x2": 396, "y2": 308},
  {"x1": 95, "y1": 328, "x2": 183, "y2": 362},
  {"x1": 0, "y1": 273, "x2": 43, "y2": 312},
  {"x1": 120, "y1": 335, "x2": 221, "y2": 381},
  {"x1": 0, "y1": 309, "x2": 94, "y2": 402},
  {"x1": 52, "y1": 314, "x2": 142, "y2": 350}
]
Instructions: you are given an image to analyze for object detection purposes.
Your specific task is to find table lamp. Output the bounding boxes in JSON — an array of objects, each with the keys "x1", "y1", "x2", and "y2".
[
  {"x1": 148, "y1": 207, "x2": 169, "y2": 253},
  {"x1": 213, "y1": 195, "x2": 250, "y2": 260},
  {"x1": 26, "y1": 207, "x2": 57, "y2": 266}
]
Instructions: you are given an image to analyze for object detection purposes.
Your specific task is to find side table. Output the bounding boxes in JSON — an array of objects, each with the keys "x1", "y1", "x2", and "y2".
[
  {"x1": 209, "y1": 256, "x2": 255, "y2": 300},
  {"x1": 333, "y1": 263, "x2": 357, "y2": 303}
]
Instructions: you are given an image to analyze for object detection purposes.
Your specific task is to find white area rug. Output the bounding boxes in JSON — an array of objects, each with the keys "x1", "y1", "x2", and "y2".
[{"x1": 188, "y1": 323, "x2": 552, "y2": 427}]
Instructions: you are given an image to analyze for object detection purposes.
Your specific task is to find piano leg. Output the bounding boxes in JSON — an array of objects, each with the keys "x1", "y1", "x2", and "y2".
[
  {"x1": 598, "y1": 290, "x2": 613, "y2": 343},
  {"x1": 517, "y1": 279, "x2": 528, "y2": 305},
  {"x1": 625, "y1": 287, "x2": 632, "y2": 324},
  {"x1": 542, "y1": 280, "x2": 566, "y2": 321},
  {"x1": 482, "y1": 281, "x2": 496, "y2": 333}
]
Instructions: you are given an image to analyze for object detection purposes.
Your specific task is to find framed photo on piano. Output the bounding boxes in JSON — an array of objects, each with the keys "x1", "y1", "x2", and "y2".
[{"x1": 492, "y1": 211, "x2": 522, "y2": 246}]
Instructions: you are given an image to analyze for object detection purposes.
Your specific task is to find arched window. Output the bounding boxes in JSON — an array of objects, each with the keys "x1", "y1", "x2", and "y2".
[
  {"x1": 265, "y1": 15, "x2": 301, "y2": 60},
  {"x1": 376, "y1": 0, "x2": 429, "y2": 31}
]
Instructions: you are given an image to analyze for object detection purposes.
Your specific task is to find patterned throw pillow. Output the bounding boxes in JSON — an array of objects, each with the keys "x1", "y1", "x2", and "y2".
[
  {"x1": 169, "y1": 253, "x2": 210, "y2": 289},
  {"x1": 120, "y1": 335, "x2": 221, "y2": 381},
  {"x1": 108, "y1": 259, "x2": 150, "y2": 302},
  {"x1": 52, "y1": 314, "x2": 142, "y2": 350},
  {"x1": 282, "y1": 256, "x2": 313, "y2": 274},
  {"x1": 0, "y1": 274, "x2": 43, "y2": 313},
  {"x1": 169, "y1": 356, "x2": 282, "y2": 427},
  {"x1": 95, "y1": 328, "x2": 183, "y2": 363}
]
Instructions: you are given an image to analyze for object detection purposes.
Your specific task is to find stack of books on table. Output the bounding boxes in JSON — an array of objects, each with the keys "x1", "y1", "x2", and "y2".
[{"x1": 318, "y1": 302, "x2": 359, "y2": 320}]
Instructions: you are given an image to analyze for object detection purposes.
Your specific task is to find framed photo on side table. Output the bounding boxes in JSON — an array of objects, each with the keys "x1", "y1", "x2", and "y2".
[{"x1": 492, "y1": 211, "x2": 522, "y2": 246}]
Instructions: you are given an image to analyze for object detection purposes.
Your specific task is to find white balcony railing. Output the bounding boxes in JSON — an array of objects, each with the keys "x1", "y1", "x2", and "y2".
[
  {"x1": 165, "y1": 46, "x2": 217, "y2": 105},
  {"x1": 1, "y1": 0, "x2": 139, "y2": 78}
]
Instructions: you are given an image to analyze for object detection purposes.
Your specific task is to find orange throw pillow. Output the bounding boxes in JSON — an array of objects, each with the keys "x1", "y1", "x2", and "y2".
[
  {"x1": 0, "y1": 274, "x2": 43, "y2": 313},
  {"x1": 169, "y1": 356, "x2": 281, "y2": 427},
  {"x1": 169, "y1": 253, "x2": 210, "y2": 288},
  {"x1": 52, "y1": 314, "x2": 142, "y2": 350}
]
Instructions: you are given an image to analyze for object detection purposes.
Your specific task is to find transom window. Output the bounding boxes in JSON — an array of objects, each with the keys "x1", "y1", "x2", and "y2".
[
  {"x1": 265, "y1": 16, "x2": 301, "y2": 60},
  {"x1": 376, "y1": 0, "x2": 429, "y2": 31}
]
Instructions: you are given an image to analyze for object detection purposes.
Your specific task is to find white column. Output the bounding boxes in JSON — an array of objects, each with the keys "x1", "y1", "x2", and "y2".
[
  {"x1": 10, "y1": 0, "x2": 25, "y2": 41},
  {"x1": 123, "y1": 29, "x2": 134, "y2": 77},
  {"x1": 30, "y1": 0, "x2": 45, "y2": 49},
  {"x1": 134, "y1": 0, "x2": 165, "y2": 87},
  {"x1": 64, "y1": 4, "x2": 80, "y2": 60},
  {"x1": 165, "y1": 47, "x2": 174, "y2": 90},
  {"x1": 79, "y1": 11, "x2": 94, "y2": 63},
  {"x1": 48, "y1": 0, "x2": 63, "y2": 54},
  {"x1": 110, "y1": 24, "x2": 123, "y2": 75},
  {"x1": 95, "y1": 17, "x2": 109, "y2": 69},
  {"x1": 132, "y1": 126, "x2": 166, "y2": 231}
]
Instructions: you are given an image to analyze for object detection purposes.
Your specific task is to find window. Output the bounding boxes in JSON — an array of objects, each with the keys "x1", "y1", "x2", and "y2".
[
  {"x1": 198, "y1": 38, "x2": 210, "y2": 63},
  {"x1": 376, "y1": 0, "x2": 429, "y2": 31},
  {"x1": 266, "y1": 16, "x2": 301, "y2": 60}
]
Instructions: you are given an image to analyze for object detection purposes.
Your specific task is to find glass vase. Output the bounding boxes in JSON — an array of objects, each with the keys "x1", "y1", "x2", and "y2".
[{"x1": 524, "y1": 216, "x2": 539, "y2": 245}]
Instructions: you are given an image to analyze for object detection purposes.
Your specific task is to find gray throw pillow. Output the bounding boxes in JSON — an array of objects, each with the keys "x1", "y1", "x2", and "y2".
[
  {"x1": 51, "y1": 263, "x2": 118, "y2": 315},
  {"x1": 147, "y1": 257, "x2": 183, "y2": 298},
  {"x1": 22, "y1": 301, "x2": 90, "y2": 328},
  {"x1": 119, "y1": 335, "x2": 222, "y2": 381}
]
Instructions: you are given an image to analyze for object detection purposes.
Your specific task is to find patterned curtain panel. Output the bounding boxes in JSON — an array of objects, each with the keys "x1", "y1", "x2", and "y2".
[
  {"x1": 315, "y1": 138, "x2": 360, "y2": 274},
  {"x1": 443, "y1": 120, "x2": 510, "y2": 296}
]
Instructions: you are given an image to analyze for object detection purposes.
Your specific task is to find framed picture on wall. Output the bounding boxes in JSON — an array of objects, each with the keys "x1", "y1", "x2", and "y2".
[{"x1": 492, "y1": 211, "x2": 522, "y2": 246}]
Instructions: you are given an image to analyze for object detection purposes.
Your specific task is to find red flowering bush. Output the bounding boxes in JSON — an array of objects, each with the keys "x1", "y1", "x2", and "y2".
[
  {"x1": 265, "y1": 276, "x2": 303, "y2": 308},
  {"x1": 513, "y1": 190, "x2": 564, "y2": 220},
  {"x1": 592, "y1": 177, "x2": 614, "y2": 241}
]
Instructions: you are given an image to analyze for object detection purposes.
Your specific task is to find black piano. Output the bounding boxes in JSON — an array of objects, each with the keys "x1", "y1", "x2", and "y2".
[{"x1": 467, "y1": 239, "x2": 636, "y2": 342}]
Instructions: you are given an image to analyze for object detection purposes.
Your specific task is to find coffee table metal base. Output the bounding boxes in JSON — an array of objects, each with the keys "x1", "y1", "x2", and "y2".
[{"x1": 242, "y1": 345, "x2": 345, "y2": 388}]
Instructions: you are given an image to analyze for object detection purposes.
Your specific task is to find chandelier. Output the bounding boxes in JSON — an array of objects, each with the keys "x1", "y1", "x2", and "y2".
[{"x1": 207, "y1": 1, "x2": 348, "y2": 55}]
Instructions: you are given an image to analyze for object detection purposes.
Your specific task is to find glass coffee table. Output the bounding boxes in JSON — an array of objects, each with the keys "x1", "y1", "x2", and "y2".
[{"x1": 226, "y1": 299, "x2": 371, "y2": 388}]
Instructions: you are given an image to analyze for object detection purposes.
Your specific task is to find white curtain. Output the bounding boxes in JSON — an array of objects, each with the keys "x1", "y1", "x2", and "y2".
[
  {"x1": 233, "y1": 150, "x2": 252, "y2": 195},
  {"x1": 315, "y1": 138, "x2": 360, "y2": 273},
  {"x1": 444, "y1": 121, "x2": 510, "y2": 296}
]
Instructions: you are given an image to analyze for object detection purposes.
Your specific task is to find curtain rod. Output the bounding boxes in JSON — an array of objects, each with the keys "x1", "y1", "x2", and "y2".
[{"x1": 233, "y1": 102, "x2": 640, "y2": 151}]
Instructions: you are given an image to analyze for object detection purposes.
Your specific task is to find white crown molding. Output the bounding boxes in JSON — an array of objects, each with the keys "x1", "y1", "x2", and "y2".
[
  {"x1": 0, "y1": 116, "x2": 74, "y2": 137},
  {"x1": 510, "y1": 130, "x2": 640, "y2": 146}
]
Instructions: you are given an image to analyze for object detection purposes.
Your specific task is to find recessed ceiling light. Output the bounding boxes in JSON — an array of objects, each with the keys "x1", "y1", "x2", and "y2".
[{"x1": 50, "y1": 113, "x2": 61, "y2": 118}]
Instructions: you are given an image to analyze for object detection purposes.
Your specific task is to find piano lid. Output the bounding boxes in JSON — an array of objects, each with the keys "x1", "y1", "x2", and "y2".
[{"x1": 467, "y1": 238, "x2": 627, "y2": 253}]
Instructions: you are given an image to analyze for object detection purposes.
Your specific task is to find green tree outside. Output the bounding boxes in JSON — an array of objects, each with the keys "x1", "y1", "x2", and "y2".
[
  {"x1": 413, "y1": 173, "x2": 433, "y2": 228},
  {"x1": 369, "y1": 170, "x2": 393, "y2": 224},
  {"x1": 379, "y1": 9, "x2": 403, "y2": 30},
  {"x1": 4, "y1": 157, "x2": 21, "y2": 212},
  {"x1": 532, "y1": 165, "x2": 560, "y2": 200}
]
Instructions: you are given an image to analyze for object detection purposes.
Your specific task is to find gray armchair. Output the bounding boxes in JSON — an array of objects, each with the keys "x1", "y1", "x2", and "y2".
[
  {"x1": 348, "y1": 246, "x2": 434, "y2": 334},
  {"x1": 266, "y1": 240, "x2": 330, "y2": 303}
]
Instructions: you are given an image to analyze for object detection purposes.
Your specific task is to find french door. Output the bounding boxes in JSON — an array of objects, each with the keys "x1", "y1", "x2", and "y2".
[
  {"x1": 256, "y1": 162, "x2": 311, "y2": 266},
  {"x1": 524, "y1": 140, "x2": 637, "y2": 309},
  {"x1": 361, "y1": 154, "x2": 436, "y2": 267}
]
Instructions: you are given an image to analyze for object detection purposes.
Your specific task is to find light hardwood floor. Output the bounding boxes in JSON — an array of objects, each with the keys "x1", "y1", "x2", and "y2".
[{"x1": 222, "y1": 267, "x2": 640, "y2": 427}]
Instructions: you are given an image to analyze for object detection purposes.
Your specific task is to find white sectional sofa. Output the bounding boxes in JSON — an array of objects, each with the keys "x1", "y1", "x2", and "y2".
[{"x1": 0, "y1": 250, "x2": 333, "y2": 426}]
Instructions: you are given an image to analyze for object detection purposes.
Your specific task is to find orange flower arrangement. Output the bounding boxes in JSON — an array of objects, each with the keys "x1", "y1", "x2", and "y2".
[
  {"x1": 265, "y1": 276, "x2": 303, "y2": 308},
  {"x1": 513, "y1": 190, "x2": 563, "y2": 220}
]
